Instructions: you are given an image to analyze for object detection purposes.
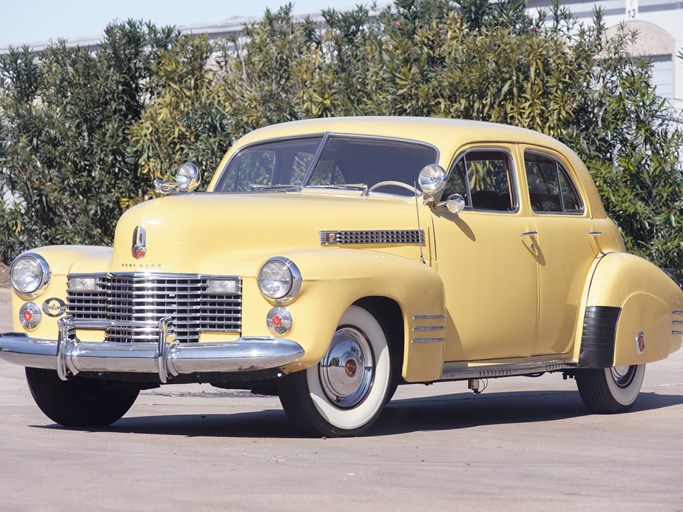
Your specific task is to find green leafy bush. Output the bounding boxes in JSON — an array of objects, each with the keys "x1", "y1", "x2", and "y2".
[{"x1": 1, "y1": 1, "x2": 681, "y2": 272}]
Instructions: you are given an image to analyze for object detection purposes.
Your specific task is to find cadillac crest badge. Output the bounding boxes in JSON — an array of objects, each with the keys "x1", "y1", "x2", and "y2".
[{"x1": 132, "y1": 225, "x2": 147, "y2": 259}]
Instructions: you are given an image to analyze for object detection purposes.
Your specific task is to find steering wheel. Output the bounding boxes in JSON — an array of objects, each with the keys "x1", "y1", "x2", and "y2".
[{"x1": 363, "y1": 181, "x2": 420, "y2": 196}]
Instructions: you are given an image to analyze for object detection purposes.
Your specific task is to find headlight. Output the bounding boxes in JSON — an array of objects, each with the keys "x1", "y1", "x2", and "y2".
[
  {"x1": 257, "y1": 257, "x2": 302, "y2": 302},
  {"x1": 10, "y1": 252, "x2": 52, "y2": 297}
]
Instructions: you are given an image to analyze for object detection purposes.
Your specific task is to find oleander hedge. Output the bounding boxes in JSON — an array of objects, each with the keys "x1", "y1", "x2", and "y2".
[{"x1": 0, "y1": 0, "x2": 681, "y2": 271}]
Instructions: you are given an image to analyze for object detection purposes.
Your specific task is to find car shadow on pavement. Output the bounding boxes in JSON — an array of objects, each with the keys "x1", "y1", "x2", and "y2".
[
  {"x1": 29, "y1": 390, "x2": 683, "y2": 438},
  {"x1": 370, "y1": 390, "x2": 683, "y2": 436}
]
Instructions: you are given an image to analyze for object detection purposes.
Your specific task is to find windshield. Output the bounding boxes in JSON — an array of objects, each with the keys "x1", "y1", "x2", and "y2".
[{"x1": 214, "y1": 135, "x2": 438, "y2": 196}]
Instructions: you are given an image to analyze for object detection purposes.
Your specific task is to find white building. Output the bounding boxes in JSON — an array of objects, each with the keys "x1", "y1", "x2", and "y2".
[{"x1": 527, "y1": 0, "x2": 682, "y2": 108}]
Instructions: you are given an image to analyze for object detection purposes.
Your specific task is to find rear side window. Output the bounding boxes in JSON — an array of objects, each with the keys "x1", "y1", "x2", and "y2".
[
  {"x1": 525, "y1": 152, "x2": 583, "y2": 214},
  {"x1": 443, "y1": 150, "x2": 517, "y2": 212}
]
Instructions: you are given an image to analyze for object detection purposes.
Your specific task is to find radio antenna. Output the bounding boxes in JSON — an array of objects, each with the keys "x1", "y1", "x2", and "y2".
[{"x1": 414, "y1": 182, "x2": 425, "y2": 264}]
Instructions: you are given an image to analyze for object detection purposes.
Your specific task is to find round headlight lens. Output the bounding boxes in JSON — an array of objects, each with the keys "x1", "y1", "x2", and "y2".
[
  {"x1": 257, "y1": 257, "x2": 301, "y2": 301},
  {"x1": 10, "y1": 253, "x2": 51, "y2": 297}
]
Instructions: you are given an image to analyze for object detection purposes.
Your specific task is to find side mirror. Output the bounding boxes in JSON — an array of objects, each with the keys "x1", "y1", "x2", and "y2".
[
  {"x1": 443, "y1": 193, "x2": 466, "y2": 214},
  {"x1": 417, "y1": 164, "x2": 447, "y2": 203},
  {"x1": 154, "y1": 163, "x2": 201, "y2": 195}
]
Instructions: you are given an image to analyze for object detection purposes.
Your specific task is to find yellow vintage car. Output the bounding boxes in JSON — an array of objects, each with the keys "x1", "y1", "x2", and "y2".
[{"x1": 1, "y1": 117, "x2": 682, "y2": 437}]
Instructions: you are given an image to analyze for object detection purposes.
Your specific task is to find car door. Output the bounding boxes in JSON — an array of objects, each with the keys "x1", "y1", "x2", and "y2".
[
  {"x1": 432, "y1": 146, "x2": 538, "y2": 362},
  {"x1": 520, "y1": 146, "x2": 599, "y2": 356}
]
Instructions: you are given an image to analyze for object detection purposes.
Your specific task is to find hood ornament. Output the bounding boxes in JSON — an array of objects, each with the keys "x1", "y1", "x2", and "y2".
[{"x1": 132, "y1": 226, "x2": 147, "y2": 259}]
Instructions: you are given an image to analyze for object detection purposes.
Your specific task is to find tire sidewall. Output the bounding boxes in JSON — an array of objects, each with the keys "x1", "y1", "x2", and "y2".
[
  {"x1": 604, "y1": 365, "x2": 645, "y2": 406},
  {"x1": 305, "y1": 305, "x2": 391, "y2": 431}
]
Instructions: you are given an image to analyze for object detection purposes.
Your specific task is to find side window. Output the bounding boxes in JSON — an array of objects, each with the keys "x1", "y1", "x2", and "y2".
[
  {"x1": 525, "y1": 152, "x2": 583, "y2": 214},
  {"x1": 443, "y1": 150, "x2": 516, "y2": 212}
]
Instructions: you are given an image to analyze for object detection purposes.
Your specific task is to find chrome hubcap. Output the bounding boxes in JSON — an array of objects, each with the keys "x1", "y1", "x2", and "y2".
[
  {"x1": 610, "y1": 365, "x2": 636, "y2": 388},
  {"x1": 319, "y1": 326, "x2": 374, "y2": 408}
]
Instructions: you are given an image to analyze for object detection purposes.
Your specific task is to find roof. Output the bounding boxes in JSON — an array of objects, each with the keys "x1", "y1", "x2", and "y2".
[{"x1": 236, "y1": 116, "x2": 571, "y2": 159}]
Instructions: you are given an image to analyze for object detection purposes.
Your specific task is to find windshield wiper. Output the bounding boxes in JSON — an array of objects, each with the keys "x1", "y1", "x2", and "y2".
[
  {"x1": 306, "y1": 183, "x2": 368, "y2": 192},
  {"x1": 249, "y1": 184, "x2": 299, "y2": 191}
]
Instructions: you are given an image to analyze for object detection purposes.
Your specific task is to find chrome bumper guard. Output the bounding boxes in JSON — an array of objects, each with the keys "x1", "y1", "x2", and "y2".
[{"x1": 0, "y1": 317, "x2": 304, "y2": 383}]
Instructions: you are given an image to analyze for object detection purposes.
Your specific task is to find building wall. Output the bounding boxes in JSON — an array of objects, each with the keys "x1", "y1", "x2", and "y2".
[{"x1": 527, "y1": 0, "x2": 683, "y2": 107}]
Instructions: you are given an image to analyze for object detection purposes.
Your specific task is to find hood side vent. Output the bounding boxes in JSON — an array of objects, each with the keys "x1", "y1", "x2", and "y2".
[{"x1": 320, "y1": 229, "x2": 424, "y2": 246}]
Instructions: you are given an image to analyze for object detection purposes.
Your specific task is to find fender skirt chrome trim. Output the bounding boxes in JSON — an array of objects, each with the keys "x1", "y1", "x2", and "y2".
[
  {"x1": 441, "y1": 358, "x2": 576, "y2": 381},
  {"x1": 0, "y1": 317, "x2": 304, "y2": 383}
]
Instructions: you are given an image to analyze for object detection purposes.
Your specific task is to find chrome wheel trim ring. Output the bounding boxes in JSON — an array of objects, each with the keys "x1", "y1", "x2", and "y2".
[
  {"x1": 319, "y1": 326, "x2": 375, "y2": 408},
  {"x1": 610, "y1": 365, "x2": 636, "y2": 388}
]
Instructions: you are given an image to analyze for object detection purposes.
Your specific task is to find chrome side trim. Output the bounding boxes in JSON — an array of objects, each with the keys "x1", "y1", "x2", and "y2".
[
  {"x1": 441, "y1": 358, "x2": 575, "y2": 380},
  {"x1": 320, "y1": 229, "x2": 424, "y2": 246},
  {"x1": 412, "y1": 313, "x2": 446, "y2": 343},
  {"x1": 411, "y1": 337, "x2": 445, "y2": 343},
  {"x1": 1, "y1": 317, "x2": 305, "y2": 382}
]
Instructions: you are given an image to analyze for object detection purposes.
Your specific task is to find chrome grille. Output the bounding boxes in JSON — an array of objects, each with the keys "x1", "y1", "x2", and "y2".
[
  {"x1": 320, "y1": 229, "x2": 424, "y2": 245},
  {"x1": 67, "y1": 273, "x2": 242, "y2": 343}
]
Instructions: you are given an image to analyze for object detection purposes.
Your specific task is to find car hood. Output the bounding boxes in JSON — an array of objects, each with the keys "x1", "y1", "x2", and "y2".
[{"x1": 101, "y1": 192, "x2": 424, "y2": 276}]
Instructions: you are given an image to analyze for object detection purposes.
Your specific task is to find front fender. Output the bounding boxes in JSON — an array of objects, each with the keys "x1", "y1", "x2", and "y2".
[
  {"x1": 578, "y1": 252, "x2": 683, "y2": 367},
  {"x1": 9, "y1": 246, "x2": 112, "y2": 337},
  {"x1": 273, "y1": 249, "x2": 446, "y2": 381}
]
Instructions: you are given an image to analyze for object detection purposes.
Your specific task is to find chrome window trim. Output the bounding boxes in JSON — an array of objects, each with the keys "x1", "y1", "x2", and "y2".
[
  {"x1": 440, "y1": 146, "x2": 520, "y2": 214},
  {"x1": 213, "y1": 132, "x2": 440, "y2": 194},
  {"x1": 523, "y1": 148, "x2": 586, "y2": 216}
]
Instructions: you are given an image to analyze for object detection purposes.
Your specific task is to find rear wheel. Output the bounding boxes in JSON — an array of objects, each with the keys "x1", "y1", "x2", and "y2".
[
  {"x1": 26, "y1": 367, "x2": 139, "y2": 427},
  {"x1": 278, "y1": 305, "x2": 392, "y2": 437},
  {"x1": 576, "y1": 364, "x2": 645, "y2": 413}
]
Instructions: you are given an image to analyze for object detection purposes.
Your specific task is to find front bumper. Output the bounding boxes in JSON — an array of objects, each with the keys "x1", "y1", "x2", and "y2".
[{"x1": 0, "y1": 317, "x2": 304, "y2": 383}]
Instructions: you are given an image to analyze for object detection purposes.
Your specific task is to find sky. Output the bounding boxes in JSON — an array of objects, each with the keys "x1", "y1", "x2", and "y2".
[{"x1": 0, "y1": 0, "x2": 384, "y2": 49}]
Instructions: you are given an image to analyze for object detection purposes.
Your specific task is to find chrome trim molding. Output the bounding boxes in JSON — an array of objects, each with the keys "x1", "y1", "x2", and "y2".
[
  {"x1": 320, "y1": 229, "x2": 424, "y2": 246},
  {"x1": 412, "y1": 313, "x2": 446, "y2": 343},
  {"x1": 411, "y1": 337, "x2": 445, "y2": 343},
  {"x1": 412, "y1": 325, "x2": 444, "y2": 332},
  {"x1": 441, "y1": 358, "x2": 575, "y2": 380},
  {"x1": 0, "y1": 317, "x2": 304, "y2": 383}
]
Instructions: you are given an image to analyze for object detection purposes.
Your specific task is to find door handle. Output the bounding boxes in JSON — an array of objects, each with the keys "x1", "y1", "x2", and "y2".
[
  {"x1": 520, "y1": 231, "x2": 538, "y2": 237},
  {"x1": 587, "y1": 231, "x2": 603, "y2": 236}
]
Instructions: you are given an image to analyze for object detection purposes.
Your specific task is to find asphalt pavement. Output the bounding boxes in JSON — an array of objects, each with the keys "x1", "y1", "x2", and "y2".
[{"x1": 1, "y1": 288, "x2": 682, "y2": 511}]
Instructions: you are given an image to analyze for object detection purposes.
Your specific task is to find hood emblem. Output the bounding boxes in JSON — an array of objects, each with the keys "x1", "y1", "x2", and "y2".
[{"x1": 132, "y1": 225, "x2": 147, "y2": 259}]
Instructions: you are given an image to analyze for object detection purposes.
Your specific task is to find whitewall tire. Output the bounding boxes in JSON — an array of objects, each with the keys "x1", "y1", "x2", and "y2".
[
  {"x1": 576, "y1": 364, "x2": 645, "y2": 414},
  {"x1": 278, "y1": 305, "x2": 393, "y2": 437}
]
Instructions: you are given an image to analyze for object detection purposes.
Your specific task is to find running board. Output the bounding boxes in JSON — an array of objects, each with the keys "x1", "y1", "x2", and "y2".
[{"x1": 441, "y1": 358, "x2": 576, "y2": 381}]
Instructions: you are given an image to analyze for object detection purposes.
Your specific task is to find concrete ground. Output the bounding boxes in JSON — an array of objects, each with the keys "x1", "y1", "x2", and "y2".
[{"x1": 0, "y1": 288, "x2": 682, "y2": 511}]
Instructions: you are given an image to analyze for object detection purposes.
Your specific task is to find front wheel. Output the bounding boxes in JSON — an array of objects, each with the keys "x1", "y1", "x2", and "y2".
[
  {"x1": 278, "y1": 305, "x2": 393, "y2": 437},
  {"x1": 575, "y1": 364, "x2": 645, "y2": 414},
  {"x1": 26, "y1": 367, "x2": 140, "y2": 427}
]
